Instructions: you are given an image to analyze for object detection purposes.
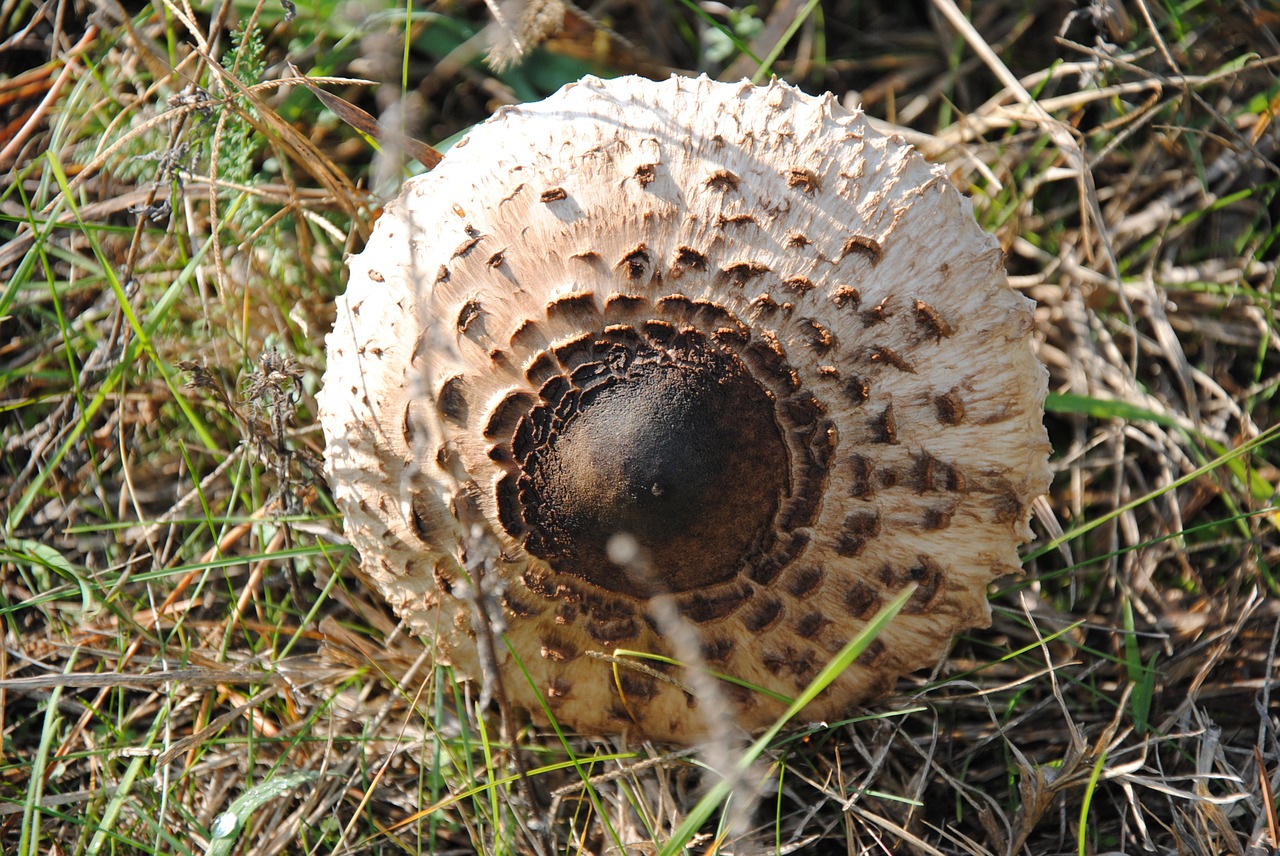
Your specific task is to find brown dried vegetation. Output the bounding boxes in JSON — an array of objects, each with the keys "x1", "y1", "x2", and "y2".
[{"x1": 1, "y1": 0, "x2": 1278, "y2": 853}]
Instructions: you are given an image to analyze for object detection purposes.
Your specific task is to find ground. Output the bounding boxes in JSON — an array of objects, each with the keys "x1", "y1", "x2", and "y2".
[{"x1": 1, "y1": 0, "x2": 1279, "y2": 853}]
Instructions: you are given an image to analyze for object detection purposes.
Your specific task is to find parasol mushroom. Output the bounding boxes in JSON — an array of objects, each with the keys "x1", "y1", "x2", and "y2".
[{"x1": 318, "y1": 74, "x2": 1052, "y2": 744}]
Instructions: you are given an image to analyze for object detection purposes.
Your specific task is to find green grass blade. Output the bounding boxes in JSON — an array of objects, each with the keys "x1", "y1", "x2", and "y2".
[{"x1": 657, "y1": 585, "x2": 917, "y2": 856}]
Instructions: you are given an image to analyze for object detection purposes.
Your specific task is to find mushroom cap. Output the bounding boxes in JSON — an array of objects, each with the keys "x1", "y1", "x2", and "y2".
[{"x1": 318, "y1": 75, "x2": 1052, "y2": 744}]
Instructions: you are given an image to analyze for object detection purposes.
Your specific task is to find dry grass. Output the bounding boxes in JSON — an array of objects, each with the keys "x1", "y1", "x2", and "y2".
[{"x1": 2, "y1": 0, "x2": 1279, "y2": 852}]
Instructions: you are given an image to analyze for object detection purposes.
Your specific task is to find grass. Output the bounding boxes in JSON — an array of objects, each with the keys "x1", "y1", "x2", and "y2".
[{"x1": 2, "y1": 0, "x2": 1279, "y2": 852}]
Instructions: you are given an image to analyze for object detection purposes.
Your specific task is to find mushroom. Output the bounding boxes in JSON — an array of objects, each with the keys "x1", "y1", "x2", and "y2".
[{"x1": 318, "y1": 75, "x2": 1052, "y2": 744}]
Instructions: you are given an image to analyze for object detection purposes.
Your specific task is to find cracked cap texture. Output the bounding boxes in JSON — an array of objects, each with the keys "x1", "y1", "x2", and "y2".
[{"x1": 318, "y1": 74, "x2": 1053, "y2": 743}]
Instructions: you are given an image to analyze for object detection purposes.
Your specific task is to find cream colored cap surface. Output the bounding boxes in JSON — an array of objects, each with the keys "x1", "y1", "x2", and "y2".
[{"x1": 318, "y1": 74, "x2": 1052, "y2": 744}]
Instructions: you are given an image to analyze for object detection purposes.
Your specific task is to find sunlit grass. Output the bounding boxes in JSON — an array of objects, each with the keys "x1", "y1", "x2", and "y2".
[{"x1": 3, "y1": 0, "x2": 1277, "y2": 852}]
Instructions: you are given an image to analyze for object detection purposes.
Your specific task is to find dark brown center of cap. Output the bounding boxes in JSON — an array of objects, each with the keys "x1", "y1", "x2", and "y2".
[{"x1": 518, "y1": 343, "x2": 788, "y2": 597}]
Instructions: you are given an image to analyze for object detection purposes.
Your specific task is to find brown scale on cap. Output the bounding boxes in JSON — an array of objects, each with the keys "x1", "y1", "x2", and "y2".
[
  {"x1": 786, "y1": 167, "x2": 823, "y2": 193},
  {"x1": 318, "y1": 75, "x2": 1052, "y2": 744}
]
